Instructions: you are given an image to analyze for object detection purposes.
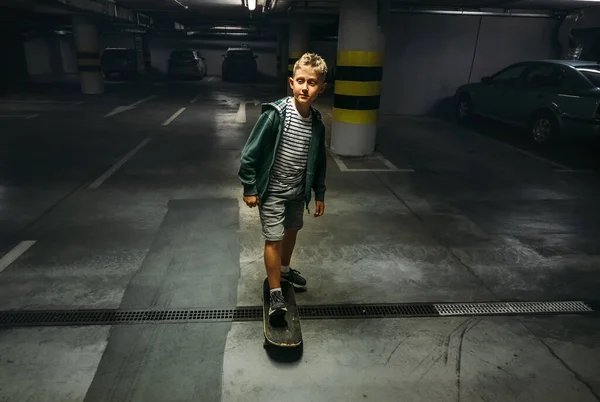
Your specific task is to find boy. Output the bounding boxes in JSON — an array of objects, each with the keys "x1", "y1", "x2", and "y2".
[{"x1": 238, "y1": 52, "x2": 328, "y2": 322}]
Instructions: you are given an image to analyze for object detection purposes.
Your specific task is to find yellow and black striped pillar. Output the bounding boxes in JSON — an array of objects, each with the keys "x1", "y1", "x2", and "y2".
[
  {"x1": 330, "y1": 0, "x2": 384, "y2": 156},
  {"x1": 72, "y1": 16, "x2": 104, "y2": 94}
]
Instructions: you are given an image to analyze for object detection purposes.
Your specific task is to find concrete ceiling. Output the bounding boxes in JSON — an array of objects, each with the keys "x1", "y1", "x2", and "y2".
[
  {"x1": 116, "y1": 0, "x2": 598, "y2": 17},
  {"x1": 391, "y1": 0, "x2": 600, "y2": 11}
]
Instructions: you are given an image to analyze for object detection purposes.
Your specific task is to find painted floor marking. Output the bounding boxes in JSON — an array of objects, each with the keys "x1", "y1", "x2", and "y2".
[
  {"x1": 0, "y1": 241, "x2": 37, "y2": 273},
  {"x1": 162, "y1": 108, "x2": 186, "y2": 126},
  {"x1": 554, "y1": 169, "x2": 594, "y2": 173},
  {"x1": 88, "y1": 138, "x2": 151, "y2": 189},
  {"x1": 104, "y1": 95, "x2": 158, "y2": 117},
  {"x1": 330, "y1": 151, "x2": 414, "y2": 172},
  {"x1": 235, "y1": 102, "x2": 247, "y2": 123},
  {"x1": 190, "y1": 93, "x2": 202, "y2": 103},
  {"x1": 0, "y1": 114, "x2": 38, "y2": 119}
]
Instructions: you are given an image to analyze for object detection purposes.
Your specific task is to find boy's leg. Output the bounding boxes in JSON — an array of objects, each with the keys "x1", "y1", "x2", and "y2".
[
  {"x1": 258, "y1": 193, "x2": 286, "y2": 290},
  {"x1": 280, "y1": 196, "x2": 307, "y2": 288},
  {"x1": 264, "y1": 240, "x2": 282, "y2": 290},
  {"x1": 259, "y1": 193, "x2": 289, "y2": 317},
  {"x1": 281, "y1": 229, "x2": 298, "y2": 267}
]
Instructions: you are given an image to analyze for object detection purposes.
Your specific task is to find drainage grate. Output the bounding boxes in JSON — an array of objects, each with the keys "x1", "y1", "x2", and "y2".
[
  {"x1": 0, "y1": 301, "x2": 596, "y2": 327},
  {"x1": 434, "y1": 301, "x2": 593, "y2": 316},
  {"x1": 298, "y1": 303, "x2": 438, "y2": 319}
]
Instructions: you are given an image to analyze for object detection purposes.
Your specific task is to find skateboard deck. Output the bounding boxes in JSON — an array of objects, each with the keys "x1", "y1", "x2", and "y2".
[{"x1": 262, "y1": 278, "x2": 302, "y2": 348}]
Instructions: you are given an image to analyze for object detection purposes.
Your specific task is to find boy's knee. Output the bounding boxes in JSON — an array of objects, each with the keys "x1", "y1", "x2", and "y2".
[{"x1": 265, "y1": 239, "x2": 282, "y2": 249}]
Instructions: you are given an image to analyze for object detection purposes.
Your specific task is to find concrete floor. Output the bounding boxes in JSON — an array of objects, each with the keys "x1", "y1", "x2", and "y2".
[{"x1": 0, "y1": 77, "x2": 599, "y2": 402}]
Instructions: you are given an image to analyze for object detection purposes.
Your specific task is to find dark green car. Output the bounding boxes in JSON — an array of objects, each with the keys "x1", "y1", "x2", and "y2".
[{"x1": 455, "y1": 60, "x2": 600, "y2": 144}]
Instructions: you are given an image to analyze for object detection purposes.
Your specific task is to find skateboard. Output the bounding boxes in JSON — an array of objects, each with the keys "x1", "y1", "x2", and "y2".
[{"x1": 262, "y1": 278, "x2": 302, "y2": 348}]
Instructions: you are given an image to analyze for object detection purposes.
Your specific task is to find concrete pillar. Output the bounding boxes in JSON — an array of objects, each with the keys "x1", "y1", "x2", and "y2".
[
  {"x1": 142, "y1": 35, "x2": 151, "y2": 70},
  {"x1": 287, "y1": 21, "x2": 309, "y2": 94},
  {"x1": 46, "y1": 36, "x2": 64, "y2": 78},
  {"x1": 72, "y1": 15, "x2": 104, "y2": 94},
  {"x1": 277, "y1": 26, "x2": 287, "y2": 80},
  {"x1": 133, "y1": 34, "x2": 145, "y2": 74},
  {"x1": 330, "y1": 0, "x2": 385, "y2": 156}
]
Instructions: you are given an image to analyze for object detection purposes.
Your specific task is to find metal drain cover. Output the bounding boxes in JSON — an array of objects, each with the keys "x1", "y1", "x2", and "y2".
[{"x1": 0, "y1": 300, "x2": 596, "y2": 328}]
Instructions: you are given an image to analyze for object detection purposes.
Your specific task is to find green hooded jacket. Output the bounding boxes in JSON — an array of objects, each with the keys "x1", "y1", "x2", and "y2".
[{"x1": 238, "y1": 96, "x2": 327, "y2": 212}]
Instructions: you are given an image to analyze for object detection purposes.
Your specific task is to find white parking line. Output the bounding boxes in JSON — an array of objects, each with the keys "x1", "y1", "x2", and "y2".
[
  {"x1": 235, "y1": 102, "x2": 247, "y2": 123},
  {"x1": 131, "y1": 95, "x2": 158, "y2": 107},
  {"x1": 0, "y1": 241, "x2": 36, "y2": 273},
  {"x1": 554, "y1": 169, "x2": 594, "y2": 173},
  {"x1": 104, "y1": 95, "x2": 158, "y2": 117},
  {"x1": 375, "y1": 153, "x2": 407, "y2": 171},
  {"x1": 88, "y1": 138, "x2": 151, "y2": 189},
  {"x1": 208, "y1": 77, "x2": 215, "y2": 82},
  {"x1": 0, "y1": 100, "x2": 80, "y2": 104},
  {"x1": 0, "y1": 114, "x2": 38, "y2": 119},
  {"x1": 330, "y1": 151, "x2": 414, "y2": 172},
  {"x1": 190, "y1": 93, "x2": 202, "y2": 103},
  {"x1": 331, "y1": 152, "x2": 349, "y2": 171},
  {"x1": 162, "y1": 107, "x2": 186, "y2": 126}
]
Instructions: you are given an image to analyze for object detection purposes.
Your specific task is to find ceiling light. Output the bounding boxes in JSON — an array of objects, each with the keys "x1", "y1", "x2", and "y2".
[
  {"x1": 211, "y1": 26, "x2": 248, "y2": 30},
  {"x1": 247, "y1": 0, "x2": 256, "y2": 11},
  {"x1": 172, "y1": 0, "x2": 188, "y2": 9}
]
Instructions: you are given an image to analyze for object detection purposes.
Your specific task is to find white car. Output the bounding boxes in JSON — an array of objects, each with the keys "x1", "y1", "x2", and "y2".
[{"x1": 168, "y1": 49, "x2": 207, "y2": 79}]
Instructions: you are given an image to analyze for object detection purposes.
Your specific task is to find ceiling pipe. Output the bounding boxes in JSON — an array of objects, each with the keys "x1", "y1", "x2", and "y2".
[{"x1": 389, "y1": 7, "x2": 556, "y2": 18}]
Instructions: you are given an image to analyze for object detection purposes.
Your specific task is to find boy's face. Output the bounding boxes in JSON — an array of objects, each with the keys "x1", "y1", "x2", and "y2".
[{"x1": 289, "y1": 65, "x2": 327, "y2": 106}]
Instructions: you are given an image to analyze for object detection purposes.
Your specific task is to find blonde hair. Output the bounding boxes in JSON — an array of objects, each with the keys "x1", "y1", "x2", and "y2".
[{"x1": 293, "y1": 52, "x2": 328, "y2": 81}]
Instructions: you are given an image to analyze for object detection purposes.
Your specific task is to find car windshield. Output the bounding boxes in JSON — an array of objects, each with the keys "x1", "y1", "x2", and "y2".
[
  {"x1": 103, "y1": 50, "x2": 131, "y2": 59},
  {"x1": 171, "y1": 51, "x2": 195, "y2": 59},
  {"x1": 228, "y1": 50, "x2": 253, "y2": 59},
  {"x1": 577, "y1": 66, "x2": 600, "y2": 87}
]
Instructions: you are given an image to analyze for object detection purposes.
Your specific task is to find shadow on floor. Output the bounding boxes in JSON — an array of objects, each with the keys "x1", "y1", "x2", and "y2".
[
  {"x1": 424, "y1": 97, "x2": 600, "y2": 172},
  {"x1": 264, "y1": 342, "x2": 304, "y2": 363}
]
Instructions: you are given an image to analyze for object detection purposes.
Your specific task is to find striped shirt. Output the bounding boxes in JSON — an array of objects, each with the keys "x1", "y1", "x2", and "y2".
[{"x1": 268, "y1": 97, "x2": 313, "y2": 192}]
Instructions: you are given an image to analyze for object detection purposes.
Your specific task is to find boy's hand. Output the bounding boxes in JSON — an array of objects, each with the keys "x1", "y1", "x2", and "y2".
[
  {"x1": 244, "y1": 195, "x2": 259, "y2": 208},
  {"x1": 314, "y1": 201, "x2": 325, "y2": 217}
]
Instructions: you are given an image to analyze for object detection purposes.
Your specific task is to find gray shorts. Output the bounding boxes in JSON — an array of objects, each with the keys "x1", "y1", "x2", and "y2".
[{"x1": 259, "y1": 186, "x2": 306, "y2": 242}]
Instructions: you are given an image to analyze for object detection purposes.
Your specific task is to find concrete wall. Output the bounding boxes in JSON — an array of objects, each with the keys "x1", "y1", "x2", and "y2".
[
  {"x1": 101, "y1": 34, "x2": 136, "y2": 49},
  {"x1": 23, "y1": 38, "x2": 52, "y2": 76},
  {"x1": 60, "y1": 37, "x2": 78, "y2": 74},
  {"x1": 0, "y1": 35, "x2": 29, "y2": 90},
  {"x1": 22, "y1": 34, "x2": 79, "y2": 82},
  {"x1": 17, "y1": 32, "x2": 337, "y2": 83},
  {"x1": 379, "y1": 14, "x2": 559, "y2": 116}
]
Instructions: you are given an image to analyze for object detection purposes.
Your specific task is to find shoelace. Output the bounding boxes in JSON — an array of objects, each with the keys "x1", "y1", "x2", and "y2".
[{"x1": 271, "y1": 291, "x2": 285, "y2": 304}]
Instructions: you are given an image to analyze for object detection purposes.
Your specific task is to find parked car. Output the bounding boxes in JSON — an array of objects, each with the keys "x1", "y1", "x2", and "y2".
[
  {"x1": 101, "y1": 48, "x2": 139, "y2": 79},
  {"x1": 168, "y1": 49, "x2": 207, "y2": 79},
  {"x1": 221, "y1": 47, "x2": 258, "y2": 82},
  {"x1": 455, "y1": 60, "x2": 600, "y2": 144}
]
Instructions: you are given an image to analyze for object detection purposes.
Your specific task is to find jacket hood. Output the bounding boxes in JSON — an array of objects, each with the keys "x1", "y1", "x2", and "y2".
[{"x1": 261, "y1": 96, "x2": 323, "y2": 121}]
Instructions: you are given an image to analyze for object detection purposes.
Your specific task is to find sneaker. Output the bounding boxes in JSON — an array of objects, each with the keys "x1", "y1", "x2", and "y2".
[
  {"x1": 269, "y1": 290, "x2": 287, "y2": 317},
  {"x1": 281, "y1": 268, "x2": 307, "y2": 289}
]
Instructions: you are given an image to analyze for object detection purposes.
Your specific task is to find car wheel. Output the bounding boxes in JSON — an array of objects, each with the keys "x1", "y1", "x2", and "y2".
[
  {"x1": 457, "y1": 94, "x2": 472, "y2": 122},
  {"x1": 530, "y1": 112, "x2": 558, "y2": 145}
]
